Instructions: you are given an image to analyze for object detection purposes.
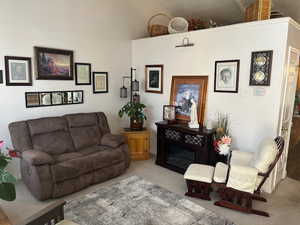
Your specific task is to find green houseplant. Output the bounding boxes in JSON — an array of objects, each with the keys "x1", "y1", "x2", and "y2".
[
  {"x1": 0, "y1": 141, "x2": 16, "y2": 201},
  {"x1": 119, "y1": 102, "x2": 147, "y2": 130}
]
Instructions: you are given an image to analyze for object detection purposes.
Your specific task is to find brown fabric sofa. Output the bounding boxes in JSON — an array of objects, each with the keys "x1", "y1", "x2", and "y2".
[{"x1": 9, "y1": 112, "x2": 130, "y2": 200}]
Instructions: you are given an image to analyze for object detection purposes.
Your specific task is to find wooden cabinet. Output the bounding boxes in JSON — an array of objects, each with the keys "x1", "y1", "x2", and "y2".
[
  {"x1": 123, "y1": 129, "x2": 150, "y2": 160},
  {"x1": 0, "y1": 207, "x2": 11, "y2": 225}
]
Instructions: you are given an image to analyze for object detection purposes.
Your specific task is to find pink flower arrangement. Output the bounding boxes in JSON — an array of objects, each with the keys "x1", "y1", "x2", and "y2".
[
  {"x1": 0, "y1": 140, "x2": 19, "y2": 158},
  {"x1": 0, "y1": 140, "x2": 4, "y2": 148},
  {"x1": 220, "y1": 136, "x2": 232, "y2": 145}
]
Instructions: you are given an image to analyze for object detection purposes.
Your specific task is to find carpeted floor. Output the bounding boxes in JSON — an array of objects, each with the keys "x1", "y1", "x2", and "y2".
[{"x1": 1, "y1": 158, "x2": 300, "y2": 225}]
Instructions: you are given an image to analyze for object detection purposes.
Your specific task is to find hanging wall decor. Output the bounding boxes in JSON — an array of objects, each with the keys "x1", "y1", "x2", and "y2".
[
  {"x1": 35, "y1": 47, "x2": 74, "y2": 80},
  {"x1": 249, "y1": 50, "x2": 273, "y2": 86},
  {"x1": 0, "y1": 70, "x2": 3, "y2": 84},
  {"x1": 170, "y1": 76, "x2": 208, "y2": 125},
  {"x1": 25, "y1": 90, "x2": 84, "y2": 108},
  {"x1": 5, "y1": 56, "x2": 32, "y2": 86},
  {"x1": 214, "y1": 60, "x2": 240, "y2": 93},
  {"x1": 75, "y1": 63, "x2": 91, "y2": 85},
  {"x1": 93, "y1": 72, "x2": 108, "y2": 93},
  {"x1": 145, "y1": 65, "x2": 163, "y2": 93}
]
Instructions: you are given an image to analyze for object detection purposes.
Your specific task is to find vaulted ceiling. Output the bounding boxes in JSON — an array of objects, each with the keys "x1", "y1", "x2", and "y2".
[{"x1": 157, "y1": 0, "x2": 300, "y2": 24}]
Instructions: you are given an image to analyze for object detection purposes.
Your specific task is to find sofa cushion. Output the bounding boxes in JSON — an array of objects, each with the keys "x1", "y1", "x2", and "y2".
[
  {"x1": 53, "y1": 152, "x2": 82, "y2": 163},
  {"x1": 78, "y1": 145, "x2": 109, "y2": 156},
  {"x1": 22, "y1": 150, "x2": 54, "y2": 165},
  {"x1": 252, "y1": 139, "x2": 278, "y2": 173},
  {"x1": 89, "y1": 148, "x2": 125, "y2": 170},
  {"x1": 101, "y1": 134, "x2": 125, "y2": 148},
  {"x1": 31, "y1": 131, "x2": 75, "y2": 155},
  {"x1": 28, "y1": 117, "x2": 68, "y2": 136},
  {"x1": 65, "y1": 113, "x2": 101, "y2": 150}
]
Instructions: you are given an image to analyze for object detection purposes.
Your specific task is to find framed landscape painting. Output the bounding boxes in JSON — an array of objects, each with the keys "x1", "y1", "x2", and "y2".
[
  {"x1": 35, "y1": 47, "x2": 74, "y2": 80},
  {"x1": 170, "y1": 76, "x2": 208, "y2": 125},
  {"x1": 145, "y1": 65, "x2": 163, "y2": 93},
  {"x1": 5, "y1": 56, "x2": 32, "y2": 86}
]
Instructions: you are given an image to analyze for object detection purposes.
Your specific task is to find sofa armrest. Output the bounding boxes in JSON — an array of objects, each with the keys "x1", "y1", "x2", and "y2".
[
  {"x1": 230, "y1": 150, "x2": 254, "y2": 167},
  {"x1": 101, "y1": 133, "x2": 125, "y2": 148},
  {"x1": 226, "y1": 165, "x2": 259, "y2": 194},
  {"x1": 22, "y1": 150, "x2": 54, "y2": 166}
]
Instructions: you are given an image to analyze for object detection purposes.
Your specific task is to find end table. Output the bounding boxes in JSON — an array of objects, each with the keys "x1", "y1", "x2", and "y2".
[{"x1": 123, "y1": 129, "x2": 150, "y2": 160}]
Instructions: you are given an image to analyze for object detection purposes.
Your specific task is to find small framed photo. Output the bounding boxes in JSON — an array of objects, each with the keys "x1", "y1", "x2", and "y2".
[
  {"x1": 5, "y1": 56, "x2": 32, "y2": 86},
  {"x1": 75, "y1": 63, "x2": 91, "y2": 85},
  {"x1": 250, "y1": 50, "x2": 273, "y2": 86},
  {"x1": 62, "y1": 91, "x2": 73, "y2": 104},
  {"x1": 145, "y1": 65, "x2": 163, "y2": 93},
  {"x1": 93, "y1": 72, "x2": 108, "y2": 93},
  {"x1": 163, "y1": 105, "x2": 176, "y2": 123},
  {"x1": 214, "y1": 60, "x2": 240, "y2": 93},
  {"x1": 35, "y1": 47, "x2": 74, "y2": 80},
  {"x1": 51, "y1": 92, "x2": 63, "y2": 105},
  {"x1": 39, "y1": 92, "x2": 52, "y2": 106},
  {"x1": 73, "y1": 91, "x2": 83, "y2": 104},
  {"x1": 25, "y1": 92, "x2": 40, "y2": 108}
]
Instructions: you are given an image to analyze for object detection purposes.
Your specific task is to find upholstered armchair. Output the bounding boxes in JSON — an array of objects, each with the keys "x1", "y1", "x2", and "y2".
[{"x1": 213, "y1": 137, "x2": 284, "y2": 217}]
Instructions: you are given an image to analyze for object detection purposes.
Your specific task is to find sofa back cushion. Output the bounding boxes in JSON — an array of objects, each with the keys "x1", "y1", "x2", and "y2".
[
  {"x1": 65, "y1": 113, "x2": 101, "y2": 150},
  {"x1": 27, "y1": 117, "x2": 75, "y2": 155},
  {"x1": 252, "y1": 138, "x2": 278, "y2": 173}
]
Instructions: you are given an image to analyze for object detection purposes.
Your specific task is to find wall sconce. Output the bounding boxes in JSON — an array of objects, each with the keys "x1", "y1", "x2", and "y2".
[
  {"x1": 120, "y1": 68, "x2": 140, "y2": 102},
  {"x1": 175, "y1": 37, "x2": 194, "y2": 48}
]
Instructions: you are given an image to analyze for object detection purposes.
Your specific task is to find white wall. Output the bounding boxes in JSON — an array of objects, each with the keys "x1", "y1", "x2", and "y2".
[
  {"x1": 0, "y1": 0, "x2": 176, "y2": 177},
  {"x1": 132, "y1": 18, "x2": 291, "y2": 155}
]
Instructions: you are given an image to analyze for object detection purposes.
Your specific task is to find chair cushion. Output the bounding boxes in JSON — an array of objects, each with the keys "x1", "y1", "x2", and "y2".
[
  {"x1": 213, "y1": 162, "x2": 228, "y2": 183},
  {"x1": 252, "y1": 139, "x2": 278, "y2": 173},
  {"x1": 184, "y1": 164, "x2": 214, "y2": 183}
]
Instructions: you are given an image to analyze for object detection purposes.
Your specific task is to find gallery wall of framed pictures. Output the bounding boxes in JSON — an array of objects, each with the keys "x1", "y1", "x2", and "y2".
[{"x1": 25, "y1": 90, "x2": 84, "y2": 108}]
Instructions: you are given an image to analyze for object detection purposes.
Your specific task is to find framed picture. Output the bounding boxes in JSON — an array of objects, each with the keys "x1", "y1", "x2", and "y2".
[
  {"x1": 34, "y1": 47, "x2": 74, "y2": 80},
  {"x1": 250, "y1": 50, "x2": 273, "y2": 86},
  {"x1": 0, "y1": 70, "x2": 3, "y2": 84},
  {"x1": 5, "y1": 56, "x2": 32, "y2": 86},
  {"x1": 73, "y1": 91, "x2": 83, "y2": 104},
  {"x1": 163, "y1": 105, "x2": 176, "y2": 122},
  {"x1": 39, "y1": 92, "x2": 52, "y2": 106},
  {"x1": 25, "y1": 92, "x2": 40, "y2": 108},
  {"x1": 75, "y1": 63, "x2": 91, "y2": 85},
  {"x1": 170, "y1": 76, "x2": 208, "y2": 125},
  {"x1": 214, "y1": 60, "x2": 240, "y2": 93},
  {"x1": 51, "y1": 92, "x2": 63, "y2": 105},
  {"x1": 93, "y1": 72, "x2": 108, "y2": 93},
  {"x1": 145, "y1": 65, "x2": 163, "y2": 93}
]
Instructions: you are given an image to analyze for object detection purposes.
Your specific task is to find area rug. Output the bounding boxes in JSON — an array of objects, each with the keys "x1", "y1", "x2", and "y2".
[{"x1": 65, "y1": 176, "x2": 234, "y2": 225}]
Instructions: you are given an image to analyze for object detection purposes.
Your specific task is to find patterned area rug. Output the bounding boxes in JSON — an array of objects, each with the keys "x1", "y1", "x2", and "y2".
[{"x1": 65, "y1": 176, "x2": 234, "y2": 225}]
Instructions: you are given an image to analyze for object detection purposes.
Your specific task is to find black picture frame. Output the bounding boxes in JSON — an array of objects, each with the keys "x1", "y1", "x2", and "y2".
[
  {"x1": 249, "y1": 50, "x2": 273, "y2": 86},
  {"x1": 25, "y1": 90, "x2": 84, "y2": 108},
  {"x1": 75, "y1": 63, "x2": 91, "y2": 85},
  {"x1": 0, "y1": 70, "x2": 3, "y2": 84},
  {"x1": 5, "y1": 56, "x2": 32, "y2": 86},
  {"x1": 145, "y1": 64, "x2": 164, "y2": 94},
  {"x1": 93, "y1": 72, "x2": 108, "y2": 93},
  {"x1": 214, "y1": 60, "x2": 240, "y2": 93},
  {"x1": 34, "y1": 47, "x2": 74, "y2": 80}
]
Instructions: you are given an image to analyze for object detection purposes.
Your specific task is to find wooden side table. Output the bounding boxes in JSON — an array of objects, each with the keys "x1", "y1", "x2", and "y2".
[
  {"x1": 0, "y1": 207, "x2": 12, "y2": 225},
  {"x1": 123, "y1": 129, "x2": 150, "y2": 160}
]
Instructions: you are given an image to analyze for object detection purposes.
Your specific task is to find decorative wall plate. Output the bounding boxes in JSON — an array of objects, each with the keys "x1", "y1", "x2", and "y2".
[{"x1": 250, "y1": 50, "x2": 273, "y2": 86}]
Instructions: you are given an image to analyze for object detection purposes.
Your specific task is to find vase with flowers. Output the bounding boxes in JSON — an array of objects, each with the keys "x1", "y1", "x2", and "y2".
[
  {"x1": 0, "y1": 141, "x2": 17, "y2": 201},
  {"x1": 213, "y1": 113, "x2": 232, "y2": 162}
]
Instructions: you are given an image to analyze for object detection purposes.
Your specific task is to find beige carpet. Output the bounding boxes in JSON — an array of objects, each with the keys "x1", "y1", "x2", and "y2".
[{"x1": 1, "y1": 158, "x2": 300, "y2": 225}]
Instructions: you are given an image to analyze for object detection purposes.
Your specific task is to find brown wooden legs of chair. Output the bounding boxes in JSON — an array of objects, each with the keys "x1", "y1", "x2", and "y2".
[
  {"x1": 185, "y1": 180, "x2": 212, "y2": 201},
  {"x1": 215, "y1": 187, "x2": 269, "y2": 217}
]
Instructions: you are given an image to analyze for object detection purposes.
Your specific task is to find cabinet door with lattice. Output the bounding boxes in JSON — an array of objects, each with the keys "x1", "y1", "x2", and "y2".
[{"x1": 123, "y1": 130, "x2": 150, "y2": 160}]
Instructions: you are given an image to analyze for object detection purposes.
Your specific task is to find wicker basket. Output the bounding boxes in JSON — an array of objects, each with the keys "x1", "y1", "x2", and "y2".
[{"x1": 148, "y1": 13, "x2": 171, "y2": 37}]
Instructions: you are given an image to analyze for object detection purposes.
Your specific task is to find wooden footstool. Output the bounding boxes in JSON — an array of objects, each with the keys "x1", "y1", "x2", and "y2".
[{"x1": 184, "y1": 164, "x2": 215, "y2": 200}]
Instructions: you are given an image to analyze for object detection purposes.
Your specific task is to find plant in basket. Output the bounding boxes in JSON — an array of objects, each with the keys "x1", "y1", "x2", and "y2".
[
  {"x1": 0, "y1": 141, "x2": 17, "y2": 201},
  {"x1": 213, "y1": 113, "x2": 232, "y2": 156}
]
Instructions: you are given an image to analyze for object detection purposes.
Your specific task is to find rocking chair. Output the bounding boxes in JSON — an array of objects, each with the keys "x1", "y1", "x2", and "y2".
[{"x1": 213, "y1": 137, "x2": 284, "y2": 217}]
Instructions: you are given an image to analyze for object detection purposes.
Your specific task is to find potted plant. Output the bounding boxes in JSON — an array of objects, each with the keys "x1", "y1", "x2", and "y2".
[
  {"x1": 0, "y1": 141, "x2": 16, "y2": 202},
  {"x1": 119, "y1": 102, "x2": 147, "y2": 130}
]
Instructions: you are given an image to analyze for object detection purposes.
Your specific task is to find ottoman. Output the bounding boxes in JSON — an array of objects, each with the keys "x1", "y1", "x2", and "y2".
[{"x1": 184, "y1": 164, "x2": 215, "y2": 200}]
